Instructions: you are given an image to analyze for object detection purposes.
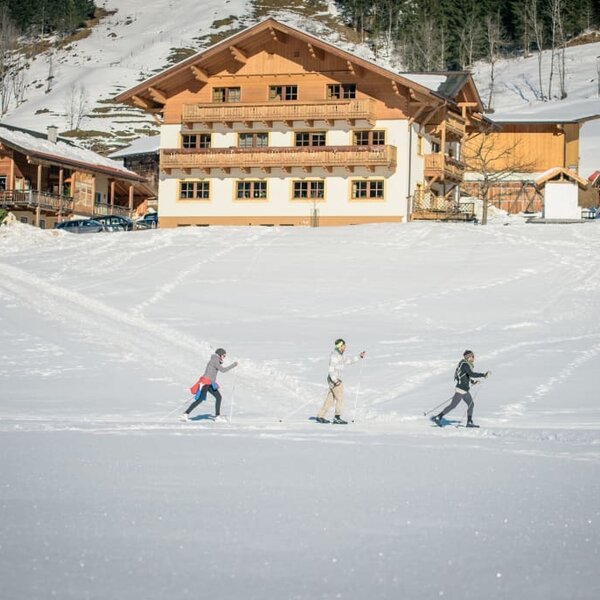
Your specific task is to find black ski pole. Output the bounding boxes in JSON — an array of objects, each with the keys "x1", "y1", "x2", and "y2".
[{"x1": 423, "y1": 396, "x2": 452, "y2": 417}]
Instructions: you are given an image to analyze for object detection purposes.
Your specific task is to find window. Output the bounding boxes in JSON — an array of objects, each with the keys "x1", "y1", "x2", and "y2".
[
  {"x1": 212, "y1": 87, "x2": 241, "y2": 103},
  {"x1": 20, "y1": 217, "x2": 28, "y2": 224},
  {"x1": 39, "y1": 220, "x2": 46, "y2": 229},
  {"x1": 269, "y1": 85, "x2": 298, "y2": 101},
  {"x1": 236, "y1": 181, "x2": 267, "y2": 199},
  {"x1": 180, "y1": 181, "x2": 210, "y2": 200},
  {"x1": 431, "y1": 141, "x2": 441, "y2": 153},
  {"x1": 351, "y1": 180, "x2": 384, "y2": 200},
  {"x1": 353, "y1": 130, "x2": 386, "y2": 145},
  {"x1": 292, "y1": 180, "x2": 324, "y2": 199},
  {"x1": 0, "y1": 176, "x2": 6, "y2": 191},
  {"x1": 182, "y1": 134, "x2": 212, "y2": 149},
  {"x1": 239, "y1": 132, "x2": 268, "y2": 148},
  {"x1": 327, "y1": 84, "x2": 356, "y2": 99},
  {"x1": 295, "y1": 132, "x2": 326, "y2": 147}
]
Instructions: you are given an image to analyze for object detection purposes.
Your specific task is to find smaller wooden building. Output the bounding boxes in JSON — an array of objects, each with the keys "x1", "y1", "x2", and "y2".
[{"x1": 0, "y1": 124, "x2": 152, "y2": 228}]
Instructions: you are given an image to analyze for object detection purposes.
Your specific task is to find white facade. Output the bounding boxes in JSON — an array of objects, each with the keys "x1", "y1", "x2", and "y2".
[
  {"x1": 543, "y1": 181, "x2": 581, "y2": 219},
  {"x1": 158, "y1": 119, "x2": 425, "y2": 224}
]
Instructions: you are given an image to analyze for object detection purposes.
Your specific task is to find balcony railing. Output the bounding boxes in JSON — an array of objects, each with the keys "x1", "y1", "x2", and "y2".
[
  {"x1": 160, "y1": 145, "x2": 397, "y2": 171},
  {"x1": 93, "y1": 203, "x2": 132, "y2": 218},
  {"x1": 424, "y1": 153, "x2": 465, "y2": 181},
  {"x1": 181, "y1": 99, "x2": 376, "y2": 126},
  {"x1": 411, "y1": 190, "x2": 475, "y2": 221},
  {"x1": 445, "y1": 114, "x2": 466, "y2": 138},
  {"x1": 0, "y1": 190, "x2": 73, "y2": 213}
]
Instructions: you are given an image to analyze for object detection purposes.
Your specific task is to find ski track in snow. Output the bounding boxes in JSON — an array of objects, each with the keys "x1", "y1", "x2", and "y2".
[{"x1": 0, "y1": 257, "x2": 308, "y2": 412}]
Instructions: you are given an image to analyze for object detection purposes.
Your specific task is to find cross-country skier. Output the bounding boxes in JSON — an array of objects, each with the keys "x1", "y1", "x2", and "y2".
[
  {"x1": 181, "y1": 348, "x2": 238, "y2": 422},
  {"x1": 316, "y1": 339, "x2": 366, "y2": 424},
  {"x1": 432, "y1": 350, "x2": 490, "y2": 428}
]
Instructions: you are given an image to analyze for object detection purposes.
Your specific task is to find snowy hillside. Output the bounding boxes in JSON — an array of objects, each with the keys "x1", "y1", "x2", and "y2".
[
  {"x1": 0, "y1": 0, "x2": 358, "y2": 151},
  {"x1": 1, "y1": 220, "x2": 599, "y2": 599}
]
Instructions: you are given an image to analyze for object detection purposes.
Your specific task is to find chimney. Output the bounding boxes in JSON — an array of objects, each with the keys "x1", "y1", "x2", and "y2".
[{"x1": 47, "y1": 126, "x2": 58, "y2": 144}]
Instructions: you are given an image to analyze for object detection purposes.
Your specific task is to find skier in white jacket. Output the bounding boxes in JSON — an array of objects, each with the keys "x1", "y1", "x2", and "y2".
[{"x1": 316, "y1": 339, "x2": 366, "y2": 424}]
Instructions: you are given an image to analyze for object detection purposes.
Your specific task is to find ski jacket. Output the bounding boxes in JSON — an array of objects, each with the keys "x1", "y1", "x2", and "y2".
[
  {"x1": 202, "y1": 353, "x2": 236, "y2": 384},
  {"x1": 455, "y1": 359, "x2": 486, "y2": 392},
  {"x1": 327, "y1": 349, "x2": 360, "y2": 385}
]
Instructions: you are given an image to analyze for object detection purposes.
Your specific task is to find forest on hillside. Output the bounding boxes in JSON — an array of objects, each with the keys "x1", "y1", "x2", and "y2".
[
  {"x1": 335, "y1": 0, "x2": 600, "y2": 71},
  {"x1": 0, "y1": 0, "x2": 96, "y2": 35}
]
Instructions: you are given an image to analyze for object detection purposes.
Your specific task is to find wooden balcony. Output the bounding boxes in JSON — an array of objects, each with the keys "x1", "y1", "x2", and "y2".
[
  {"x1": 181, "y1": 99, "x2": 376, "y2": 127},
  {"x1": 0, "y1": 190, "x2": 73, "y2": 214},
  {"x1": 160, "y1": 145, "x2": 397, "y2": 173},
  {"x1": 426, "y1": 113, "x2": 466, "y2": 139},
  {"x1": 424, "y1": 153, "x2": 465, "y2": 182},
  {"x1": 93, "y1": 202, "x2": 132, "y2": 218}
]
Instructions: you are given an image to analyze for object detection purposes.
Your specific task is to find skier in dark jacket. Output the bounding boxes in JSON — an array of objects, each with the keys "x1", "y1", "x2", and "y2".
[
  {"x1": 432, "y1": 350, "x2": 490, "y2": 428},
  {"x1": 181, "y1": 348, "x2": 238, "y2": 422}
]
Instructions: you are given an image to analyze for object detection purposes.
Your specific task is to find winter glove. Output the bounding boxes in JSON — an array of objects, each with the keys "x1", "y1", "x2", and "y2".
[
  {"x1": 231, "y1": 361, "x2": 238, "y2": 368},
  {"x1": 359, "y1": 351, "x2": 366, "y2": 359}
]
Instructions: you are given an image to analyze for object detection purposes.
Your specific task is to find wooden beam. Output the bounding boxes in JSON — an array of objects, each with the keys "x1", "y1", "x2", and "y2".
[
  {"x1": 302, "y1": 166, "x2": 312, "y2": 174},
  {"x1": 308, "y1": 43, "x2": 324, "y2": 61},
  {"x1": 36, "y1": 164, "x2": 42, "y2": 192},
  {"x1": 268, "y1": 26, "x2": 287, "y2": 44},
  {"x1": 282, "y1": 166, "x2": 291, "y2": 174},
  {"x1": 59, "y1": 168, "x2": 64, "y2": 197},
  {"x1": 261, "y1": 167, "x2": 271, "y2": 174},
  {"x1": 391, "y1": 80, "x2": 402, "y2": 96},
  {"x1": 132, "y1": 95, "x2": 150, "y2": 109},
  {"x1": 347, "y1": 61, "x2": 362, "y2": 77},
  {"x1": 148, "y1": 87, "x2": 167, "y2": 104},
  {"x1": 229, "y1": 45, "x2": 248, "y2": 63},
  {"x1": 151, "y1": 113, "x2": 163, "y2": 126},
  {"x1": 409, "y1": 103, "x2": 428, "y2": 125},
  {"x1": 324, "y1": 166, "x2": 333, "y2": 173},
  {"x1": 190, "y1": 65, "x2": 209, "y2": 83},
  {"x1": 128, "y1": 184, "x2": 134, "y2": 211},
  {"x1": 110, "y1": 180, "x2": 115, "y2": 207},
  {"x1": 9, "y1": 156, "x2": 15, "y2": 190},
  {"x1": 304, "y1": 119, "x2": 314, "y2": 127}
]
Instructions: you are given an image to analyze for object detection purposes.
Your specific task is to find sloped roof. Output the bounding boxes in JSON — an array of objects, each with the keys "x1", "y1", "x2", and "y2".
[
  {"x1": 115, "y1": 18, "x2": 483, "y2": 113},
  {"x1": 489, "y1": 98, "x2": 600, "y2": 124},
  {"x1": 109, "y1": 135, "x2": 160, "y2": 159},
  {"x1": 535, "y1": 167, "x2": 589, "y2": 189},
  {"x1": 0, "y1": 124, "x2": 145, "y2": 182}
]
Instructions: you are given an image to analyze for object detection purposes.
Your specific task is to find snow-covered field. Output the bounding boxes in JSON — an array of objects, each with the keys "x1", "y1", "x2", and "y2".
[{"x1": 1, "y1": 221, "x2": 599, "y2": 599}]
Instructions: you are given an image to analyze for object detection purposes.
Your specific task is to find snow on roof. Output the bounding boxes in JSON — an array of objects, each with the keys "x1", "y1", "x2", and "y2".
[
  {"x1": 0, "y1": 124, "x2": 143, "y2": 181},
  {"x1": 109, "y1": 135, "x2": 161, "y2": 159},
  {"x1": 399, "y1": 74, "x2": 449, "y2": 93},
  {"x1": 489, "y1": 98, "x2": 600, "y2": 124}
]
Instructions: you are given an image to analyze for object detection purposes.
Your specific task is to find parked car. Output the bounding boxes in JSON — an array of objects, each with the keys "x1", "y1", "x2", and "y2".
[
  {"x1": 94, "y1": 215, "x2": 135, "y2": 231},
  {"x1": 581, "y1": 207, "x2": 599, "y2": 220},
  {"x1": 136, "y1": 212, "x2": 159, "y2": 229},
  {"x1": 54, "y1": 219, "x2": 107, "y2": 233}
]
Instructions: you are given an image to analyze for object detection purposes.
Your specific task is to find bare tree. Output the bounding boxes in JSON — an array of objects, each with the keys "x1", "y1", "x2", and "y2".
[
  {"x1": 484, "y1": 13, "x2": 504, "y2": 112},
  {"x1": 403, "y1": 18, "x2": 446, "y2": 71},
  {"x1": 547, "y1": 0, "x2": 563, "y2": 99},
  {"x1": 527, "y1": 0, "x2": 546, "y2": 100},
  {"x1": 463, "y1": 128, "x2": 535, "y2": 225},
  {"x1": 0, "y1": 6, "x2": 18, "y2": 116},
  {"x1": 458, "y1": 14, "x2": 484, "y2": 69},
  {"x1": 64, "y1": 84, "x2": 89, "y2": 130}
]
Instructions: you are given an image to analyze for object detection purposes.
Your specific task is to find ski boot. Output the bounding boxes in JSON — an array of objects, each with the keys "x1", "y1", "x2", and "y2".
[
  {"x1": 466, "y1": 418, "x2": 480, "y2": 428},
  {"x1": 332, "y1": 415, "x2": 348, "y2": 425},
  {"x1": 316, "y1": 417, "x2": 330, "y2": 424},
  {"x1": 431, "y1": 413, "x2": 444, "y2": 427}
]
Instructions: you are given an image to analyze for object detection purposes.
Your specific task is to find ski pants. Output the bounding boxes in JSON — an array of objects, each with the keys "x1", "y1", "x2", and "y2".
[
  {"x1": 441, "y1": 391, "x2": 474, "y2": 419},
  {"x1": 318, "y1": 380, "x2": 344, "y2": 419},
  {"x1": 185, "y1": 385, "x2": 222, "y2": 416}
]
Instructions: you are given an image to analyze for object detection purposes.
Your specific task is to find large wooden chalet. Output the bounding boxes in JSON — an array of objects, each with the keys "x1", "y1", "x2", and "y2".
[
  {"x1": 0, "y1": 124, "x2": 151, "y2": 228},
  {"x1": 115, "y1": 18, "x2": 486, "y2": 227}
]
